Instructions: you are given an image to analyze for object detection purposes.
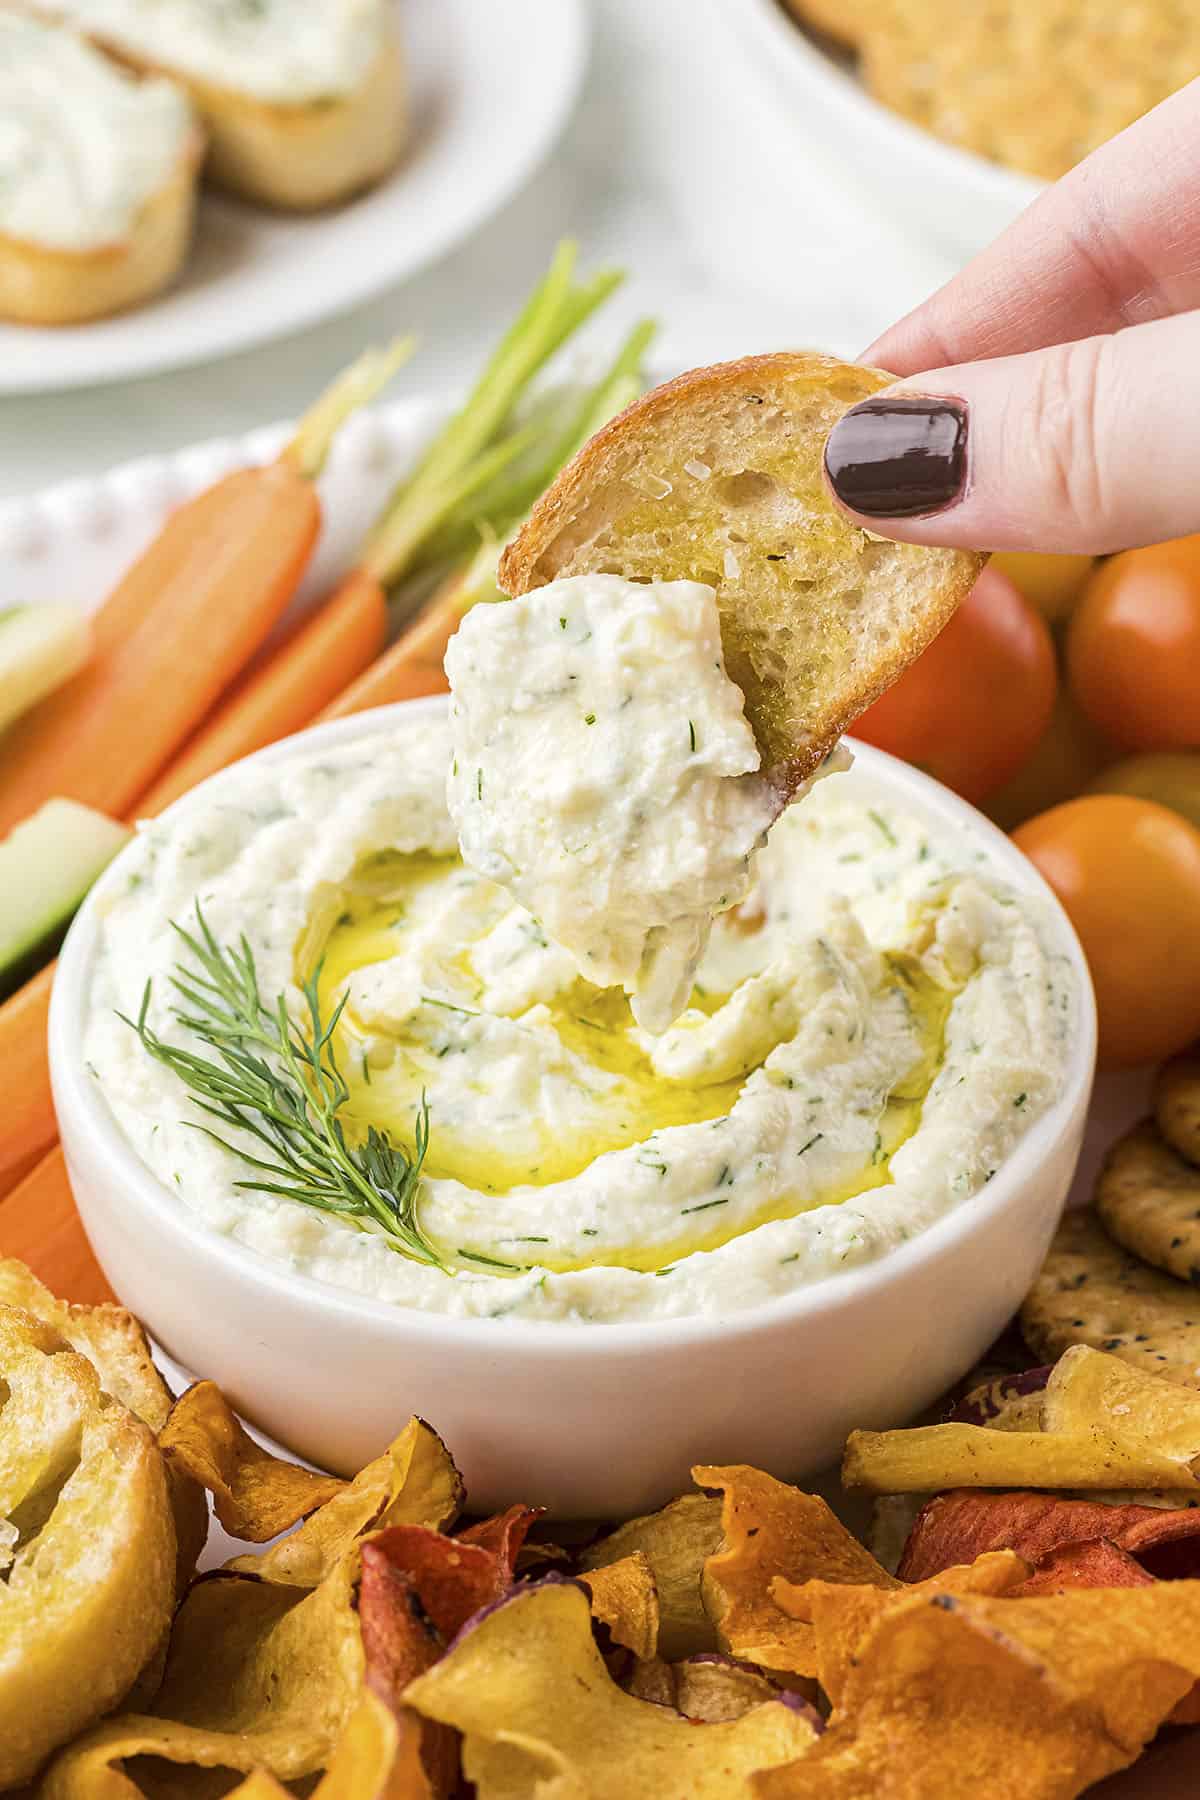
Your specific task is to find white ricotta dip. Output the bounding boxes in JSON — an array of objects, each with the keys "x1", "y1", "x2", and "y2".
[
  {"x1": 25, "y1": 0, "x2": 389, "y2": 104},
  {"x1": 84, "y1": 708, "x2": 1075, "y2": 1325},
  {"x1": 0, "y1": 15, "x2": 192, "y2": 252},
  {"x1": 447, "y1": 576, "x2": 785, "y2": 1033}
]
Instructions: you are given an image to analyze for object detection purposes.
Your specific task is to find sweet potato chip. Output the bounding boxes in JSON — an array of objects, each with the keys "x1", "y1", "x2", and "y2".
[
  {"x1": 225, "y1": 1418, "x2": 462, "y2": 1587},
  {"x1": 364, "y1": 1527, "x2": 512, "y2": 1642},
  {"x1": 1011, "y1": 1538, "x2": 1154, "y2": 1597},
  {"x1": 0, "y1": 1305, "x2": 177, "y2": 1789},
  {"x1": 44, "y1": 1556, "x2": 366, "y2": 1798},
  {"x1": 579, "y1": 1551, "x2": 661, "y2": 1659},
  {"x1": 791, "y1": 1552, "x2": 1031, "y2": 1708},
  {"x1": 757, "y1": 1584, "x2": 1200, "y2": 1799},
  {"x1": 578, "y1": 1492, "x2": 723, "y2": 1659},
  {"x1": 160, "y1": 1381, "x2": 347, "y2": 1541},
  {"x1": 404, "y1": 1579, "x2": 818, "y2": 1799},
  {"x1": 845, "y1": 1349, "x2": 1200, "y2": 1494},
  {"x1": 457, "y1": 1505, "x2": 542, "y2": 1573},
  {"x1": 359, "y1": 1537, "x2": 456, "y2": 1797},
  {"x1": 695, "y1": 1464, "x2": 896, "y2": 1678},
  {"x1": 899, "y1": 1488, "x2": 1200, "y2": 1585}
]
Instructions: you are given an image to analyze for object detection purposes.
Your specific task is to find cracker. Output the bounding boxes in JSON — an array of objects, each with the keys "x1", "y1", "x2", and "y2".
[
  {"x1": 1020, "y1": 1209, "x2": 1200, "y2": 1391},
  {"x1": 1156, "y1": 1048, "x2": 1200, "y2": 1169},
  {"x1": 860, "y1": 1, "x2": 1200, "y2": 182},
  {"x1": 1096, "y1": 1119, "x2": 1200, "y2": 1286},
  {"x1": 780, "y1": 0, "x2": 895, "y2": 51}
]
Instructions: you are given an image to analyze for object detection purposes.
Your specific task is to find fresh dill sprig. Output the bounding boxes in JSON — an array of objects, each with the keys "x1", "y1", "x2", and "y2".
[{"x1": 121, "y1": 907, "x2": 444, "y2": 1270}]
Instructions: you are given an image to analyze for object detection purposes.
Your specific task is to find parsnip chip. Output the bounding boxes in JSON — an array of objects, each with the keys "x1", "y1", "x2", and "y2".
[
  {"x1": 578, "y1": 1492, "x2": 723, "y2": 1659},
  {"x1": 222, "y1": 1693, "x2": 431, "y2": 1798},
  {"x1": 404, "y1": 1580, "x2": 818, "y2": 1799},
  {"x1": 160, "y1": 1381, "x2": 347, "y2": 1541},
  {"x1": 899, "y1": 1488, "x2": 1200, "y2": 1585},
  {"x1": 1045, "y1": 1344, "x2": 1200, "y2": 1465},
  {"x1": 226, "y1": 1418, "x2": 463, "y2": 1586},
  {"x1": 695, "y1": 1464, "x2": 896, "y2": 1677},
  {"x1": 44, "y1": 1556, "x2": 365, "y2": 1798},
  {"x1": 756, "y1": 1584, "x2": 1200, "y2": 1799},
  {"x1": 0, "y1": 1305, "x2": 176, "y2": 1790},
  {"x1": 845, "y1": 1348, "x2": 1200, "y2": 1494},
  {"x1": 579, "y1": 1552, "x2": 660, "y2": 1659},
  {"x1": 674, "y1": 1658, "x2": 794, "y2": 1724}
]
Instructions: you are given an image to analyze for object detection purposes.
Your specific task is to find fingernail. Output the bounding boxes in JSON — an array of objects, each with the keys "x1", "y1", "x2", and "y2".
[{"x1": 824, "y1": 395, "x2": 968, "y2": 519}]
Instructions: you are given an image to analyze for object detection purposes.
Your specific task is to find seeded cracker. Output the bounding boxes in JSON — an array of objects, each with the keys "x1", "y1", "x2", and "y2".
[
  {"x1": 1155, "y1": 1047, "x2": 1200, "y2": 1169},
  {"x1": 1021, "y1": 1209, "x2": 1200, "y2": 1391},
  {"x1": 859, "y1": 0, "x2": 1200, "y2": 182},
  {"x1": 1096, "y1": 1118, "x2": 1200, "y2": 1287}
]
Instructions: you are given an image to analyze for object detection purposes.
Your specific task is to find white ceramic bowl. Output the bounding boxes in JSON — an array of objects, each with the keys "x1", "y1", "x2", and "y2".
[
  {"x1": 737, "y1": 0, "x2": 1043, "y2": 264},
  {"x1": 51, "y1": 700, "x2": 1095, "y2": 1517}
]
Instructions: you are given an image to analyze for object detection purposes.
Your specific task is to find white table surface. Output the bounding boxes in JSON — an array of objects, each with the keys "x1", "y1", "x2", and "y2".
[{"x1": 0, "y1": 0, "x2": 958, "y2": 501}]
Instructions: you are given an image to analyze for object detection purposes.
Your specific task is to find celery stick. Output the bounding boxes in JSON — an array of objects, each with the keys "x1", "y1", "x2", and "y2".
[
  {"x1": 363, "y1": 242, "x2": 623, "y2": 586},
  {"x1": 282, "y1": 336, "x2": 415, "y2": 480}
]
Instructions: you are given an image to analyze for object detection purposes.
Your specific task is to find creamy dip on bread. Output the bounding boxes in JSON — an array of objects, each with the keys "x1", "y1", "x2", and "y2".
[
  {"x1": 85, "y1": 700, "x2": 1074, "y2": 1323},
  {"x1": 25, "y1": 0, "x2": 390, "y2": 103},
  {"x1": 0, "y1": 15, "x2": 192, "y2": 251}
]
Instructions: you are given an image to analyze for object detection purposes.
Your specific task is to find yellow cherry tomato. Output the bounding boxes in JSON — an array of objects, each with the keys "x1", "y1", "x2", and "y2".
[
  {"x1": 992, "y1": 551, "x2": 1095, "y2": 625},
  {"x1": 985, "y1": 686, "x2": 1115, "y2": 833},
  {"x1": 1087, "y1": 752, "x2": 1200, "y2": 834},
  {"x1": 1013, "y1": 794, "x2": 1200, "y2": 1068}
]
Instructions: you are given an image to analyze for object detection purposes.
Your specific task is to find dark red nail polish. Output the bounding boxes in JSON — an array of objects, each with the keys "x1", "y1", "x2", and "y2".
[{"x1": 824, "y1": 395, "x2": 968, "y2": 519}]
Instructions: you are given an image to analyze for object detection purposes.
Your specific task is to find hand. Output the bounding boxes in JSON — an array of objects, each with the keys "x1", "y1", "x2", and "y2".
[{"x1": 822, "y1": 79, "x2": 1200, "y2": 553}]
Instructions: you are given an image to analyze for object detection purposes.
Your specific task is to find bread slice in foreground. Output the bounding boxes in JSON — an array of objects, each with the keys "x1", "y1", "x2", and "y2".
[{"x1": 499, "y1": 352, "x2": 984, "y2": 793}]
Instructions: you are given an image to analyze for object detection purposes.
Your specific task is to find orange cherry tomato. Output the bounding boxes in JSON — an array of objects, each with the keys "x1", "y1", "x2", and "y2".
[
  {"x1": 1013, "y1": 794, "x2": 1200, "y2": 1068},
  {"x1": 853, "y1": 567, "x2": 1057, "y2": 804},
  {"x1": 1067, "y1": 535, "x2": 1200, "y2": 751}
]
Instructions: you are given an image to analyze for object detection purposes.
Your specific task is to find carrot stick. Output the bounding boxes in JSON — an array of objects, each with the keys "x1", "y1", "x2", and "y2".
[
  {"x1": 0, "y1": 1146, "x2": 114, "y2": 1304},
  {"x1": 0, "y1": 339, "x2": 412, "y2": 840},
  {"x1": 0, "y1": 963, "x2": 56, "y2": 1199},
  {"x1": 136, "y1": 567, "x2": 388, "y2": 815},
  {"x1": 318, "y1": 572, "x2": 468, "y2": 720}
]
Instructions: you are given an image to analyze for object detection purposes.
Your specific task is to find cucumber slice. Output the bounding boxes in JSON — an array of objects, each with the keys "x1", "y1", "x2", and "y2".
[
  {"x1": 0, "y1": 603, "x2": 91, "y2": 733},
  {"x1": 0, "y1": 799, "x2": 130, "y2": 998}
]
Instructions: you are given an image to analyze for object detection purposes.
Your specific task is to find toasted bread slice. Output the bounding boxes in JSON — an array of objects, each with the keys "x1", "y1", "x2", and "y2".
[
  {"x1": 70, "y1": 27, "x2": 407, "y2": 211},
  {"x1": 0, "y1": 133, "x2": 201, "y2": 325},
  {"x1": 499, "y1": 352, "x2": 984, "y2": 793}
]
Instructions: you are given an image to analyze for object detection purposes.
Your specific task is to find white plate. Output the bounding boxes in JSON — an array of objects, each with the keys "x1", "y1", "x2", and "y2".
[
  {"x1": 0, "y1": 0, "x2": 588, "y2": 395},
  {"x1": 735, "y1": 0, "x2": 1042, "y2": 265}
]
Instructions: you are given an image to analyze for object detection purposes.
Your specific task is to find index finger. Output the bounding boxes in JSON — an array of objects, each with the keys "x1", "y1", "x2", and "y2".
[{"x1": 867, "y1": 77, "x2": 1200, "y2": 376}]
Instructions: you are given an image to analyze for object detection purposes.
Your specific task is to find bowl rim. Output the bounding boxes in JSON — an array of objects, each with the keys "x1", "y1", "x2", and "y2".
[
  {"x1": 51, "y1": 695, "x2": 1097, "y2": 1355},
  {"x1": 737, "y1": 0, "x2": 1045, "y2": 214}
]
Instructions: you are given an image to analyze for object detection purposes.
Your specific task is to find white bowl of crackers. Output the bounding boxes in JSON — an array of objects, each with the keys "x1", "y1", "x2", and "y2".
[{"x1": 741, "y1": 0, "x2": 1198, "y2": 263}]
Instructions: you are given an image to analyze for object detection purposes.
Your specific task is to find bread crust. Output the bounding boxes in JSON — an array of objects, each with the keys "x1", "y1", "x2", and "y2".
[
  {"x1": 92, "y1": 32, "x2": 408, "y2": 210},
  {"x1": 499, "y1": 352, "x2": 984, "y2": 792},
  {"x1": 0, "y1": 125, "x2": 203, "y2": 325}
]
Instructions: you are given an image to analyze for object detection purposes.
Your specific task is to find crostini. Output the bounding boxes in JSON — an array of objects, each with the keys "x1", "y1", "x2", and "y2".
[
  {"x1": 20, "y1": 0, "x2": 408, "y2": 211},
  {"x1": 0, "y1": 13, "x2": 202, "y2": 326}
]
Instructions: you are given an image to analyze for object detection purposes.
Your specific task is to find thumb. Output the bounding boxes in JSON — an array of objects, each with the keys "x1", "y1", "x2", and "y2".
[{"x1": 823, "y1": 309, "x2": 1200, "y2": 554}]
